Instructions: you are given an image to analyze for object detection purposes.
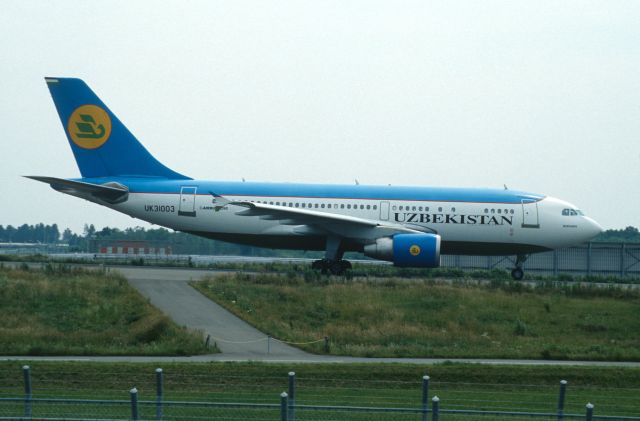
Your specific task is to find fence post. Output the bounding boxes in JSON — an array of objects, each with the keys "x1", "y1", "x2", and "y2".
[
  {"x1": 585, "y1": 403, "x2": 594, "y2": 421},
  {"x1": 130, "y1": 387, "x2": 139, "y2": 421},
  {"x1": 324, "y1": 336, "x2": 330, "y2": 352},
  {"x1": 587, "y1": 243, "x2": 592, "y2": 276},
  {"x1": 23, "y1": 365, "x2": 32, "y2": 418},
  {"x1": 156, "y1": 368, "x2": 163, "y2": 421},
  {"x1": 421, "y1": 375, "x2": 430, "y2": 421},
  {"x1": 288, "y1": 372, "x2": 296, "y2": 421},
  {"x1": 553, "y1": 250, "x2": 558, "y2": 276},
  {"x1": 280, "y1": 392, "x2": 288, "y2": 421},
  {"x1": 557, "y1": 380, "x2": 567, "y2": 420},
  {"x1": 432, "y1": 396, "x2": 439, "y2": 421},
  {"x1": 268, "y1": 335, "x2": 271, "y2": 354},
  {"x1": 621, "y1": 243, "x2": 626, "y2": 276}
]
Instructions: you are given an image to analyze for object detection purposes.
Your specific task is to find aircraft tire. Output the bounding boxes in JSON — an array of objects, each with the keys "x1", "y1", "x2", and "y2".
[
  {"x1": 511, "y1": 268, "x2": 524, "y2": 280},
  {"x1": 329, "y1": 261, "x2": 345, "y2": 276}
]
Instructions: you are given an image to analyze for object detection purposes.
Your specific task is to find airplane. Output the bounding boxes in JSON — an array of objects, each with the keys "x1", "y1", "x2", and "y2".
[{"x1": 28, "y1": 77, "x2": 603, "y2": 279}]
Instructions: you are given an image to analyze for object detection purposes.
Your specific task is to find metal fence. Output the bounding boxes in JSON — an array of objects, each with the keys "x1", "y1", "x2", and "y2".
[
  {"x1": 42, "y1": 242, "x2": 640, "y2": 278},
  {"x1": 1, "y1": 366, "x2": 638, "y2": 421},
  {"x1": 441, "y1": 242, "x2": 640, "y2": 277},
  {"x1": 3, "y1": 241, "x2": 639, "y2": 278}
]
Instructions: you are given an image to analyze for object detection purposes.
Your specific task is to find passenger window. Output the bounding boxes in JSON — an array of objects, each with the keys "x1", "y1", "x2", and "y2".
[
  {"x1": 392, "y1": 206, "x2": 397, "y2": 211},
  {"x1": 452, "y1": 207, "x2": 456, "y2": 212},
  {"x1": 484, "y1": 209, "x2": 488, "y2": 213},
  {"x1": 491, "y1": 209, "x2": 495, "y2": 214},
  {"x1": 315, "y1": 204, "x2": 319, "y2": 208},
  {"x1": 438, "y1": 207, "x2": 442, "y2": 212},
  {"x1": 321, "y1": 204, "x2": 325, "y2": 209},
  {"x1": 366, "y1": 204, "x2": 371, "y2": 210},
  {"x1": 341, "y1": 204, "x2": 345, "y2": 209},
  {"x1": 373, "y1": 205, "x2": 377, "y2": 210},
  {"x1": 497, "y1": 209, "x2": 502, "y2": 214},
  {"x1": 360, "y1": 205, "x2": 364, "y2": 209},
  {"x1": 399, "y1": 206, "x2": 404, "y2": 211},
  {"x1": 412, "y1": 206, "x2": 416, "y2": 211}
]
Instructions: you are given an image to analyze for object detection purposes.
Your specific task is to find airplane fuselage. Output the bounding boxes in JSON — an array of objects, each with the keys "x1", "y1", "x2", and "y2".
[{"x1": 76, "y1": 177, "x2": 602, "y2": 256}]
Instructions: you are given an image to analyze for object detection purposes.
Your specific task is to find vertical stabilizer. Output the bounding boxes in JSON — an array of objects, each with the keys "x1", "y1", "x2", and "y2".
[{"x1": 45, "y1": 77, "x2": 189, "y2": 179}]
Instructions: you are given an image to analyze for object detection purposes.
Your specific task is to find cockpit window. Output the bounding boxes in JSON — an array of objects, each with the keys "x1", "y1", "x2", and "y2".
[{"x1": 562, "y1": 208, "x2": 581, "y2": 216}]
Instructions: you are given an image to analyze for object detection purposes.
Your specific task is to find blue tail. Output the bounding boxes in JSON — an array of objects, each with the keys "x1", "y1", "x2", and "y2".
[{"x1": 45, "y1": 77, "x2": 189, "y2": 179}]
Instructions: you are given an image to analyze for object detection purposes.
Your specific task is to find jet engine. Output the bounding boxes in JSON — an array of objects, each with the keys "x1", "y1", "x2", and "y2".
[{"x1": 364, "y1": 233, "x2": 441, "y2": 268}]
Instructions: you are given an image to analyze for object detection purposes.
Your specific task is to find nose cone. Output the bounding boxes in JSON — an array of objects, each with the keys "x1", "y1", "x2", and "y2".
[{"x1": 583, "y1": 217, "x2": 604, "y2": 241}]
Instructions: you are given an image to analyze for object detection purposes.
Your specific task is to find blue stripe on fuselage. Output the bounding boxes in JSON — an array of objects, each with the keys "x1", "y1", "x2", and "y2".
[{"x1": 76, "y1": 177, "x2": 545, "y2": 204}]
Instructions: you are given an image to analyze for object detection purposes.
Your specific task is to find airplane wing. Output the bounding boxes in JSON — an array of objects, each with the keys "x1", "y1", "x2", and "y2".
[
  {"x1": 211, "y1": 193, "x2": 431, "y2": 240},
  {"x1": 25, "y1": 176, "x2": 129, "y2": 204}
]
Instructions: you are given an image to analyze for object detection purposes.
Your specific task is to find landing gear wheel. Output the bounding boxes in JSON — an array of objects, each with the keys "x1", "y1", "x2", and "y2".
[
  {"x1": 311, "y1": 259, "x2": 352, "y2": 276},
  {"x1": 511, "y1": 267, "x2": 524, "y2": 280},
  {"x1": 329, "y1": 261, "x2": 345, "y2": 276}
]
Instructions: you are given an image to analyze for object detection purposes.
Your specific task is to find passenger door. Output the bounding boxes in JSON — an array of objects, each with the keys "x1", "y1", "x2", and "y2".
[{"x1": 178, "y1": 186, "x2": 197, "y2": 217}]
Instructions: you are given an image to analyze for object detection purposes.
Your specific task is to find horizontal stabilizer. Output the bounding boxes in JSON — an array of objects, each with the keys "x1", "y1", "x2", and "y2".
[{"x1": 25, "y1": 176, "x2": 129, "y2": 204}]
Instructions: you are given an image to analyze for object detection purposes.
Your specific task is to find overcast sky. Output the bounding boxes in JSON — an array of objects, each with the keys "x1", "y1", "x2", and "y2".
[{"x1": 1, "y1": 1, "x2": 638, "y2": 233}]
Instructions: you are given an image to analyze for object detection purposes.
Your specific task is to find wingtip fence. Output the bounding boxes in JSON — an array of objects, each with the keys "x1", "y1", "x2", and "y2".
[{"x1": 1, "y1": 365, "x2": 638, "y2": 421}]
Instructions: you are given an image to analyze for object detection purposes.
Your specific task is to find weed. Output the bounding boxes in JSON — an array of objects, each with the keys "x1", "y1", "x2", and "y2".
[
  {"x1": 193, "y1": 273, "x2": 640, "y2": 360},
  {"x1": 0, "y1": 266, "x2": 213, "y2": 356}
]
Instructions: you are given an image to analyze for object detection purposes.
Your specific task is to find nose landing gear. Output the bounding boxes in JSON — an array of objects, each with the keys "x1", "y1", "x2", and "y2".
[{"x1": 511, "y1": 254, "x2": 528, "y2": 280}]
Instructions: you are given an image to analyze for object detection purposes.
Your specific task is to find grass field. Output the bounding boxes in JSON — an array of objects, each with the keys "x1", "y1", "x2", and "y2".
[
  {"x1": 0, "y1": 361, "x2": 639, "y2": 419},
  {"x1": 0, "y1": 265, "x2": 211, "y2": 355},
  {"x1": 193, "y1": 273, "x2": 640, "y2": 361}
]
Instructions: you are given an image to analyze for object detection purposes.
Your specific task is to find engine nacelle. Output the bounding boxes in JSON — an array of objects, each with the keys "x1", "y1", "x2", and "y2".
[{"x1": 364, "y1": 233, "x2": 441, "y2": 268}]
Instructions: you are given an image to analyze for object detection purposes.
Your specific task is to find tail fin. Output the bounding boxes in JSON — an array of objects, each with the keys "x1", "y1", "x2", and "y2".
[{"x1": 45, "y1": 77, "x2": 189, "y2": 179}]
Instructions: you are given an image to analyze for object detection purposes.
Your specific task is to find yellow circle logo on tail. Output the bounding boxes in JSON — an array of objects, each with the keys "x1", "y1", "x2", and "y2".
[
  {"x1": 67, "y1": 105, "x2": 112, "y2": 149},
  {"x1": 409, "y1": 245, "x2": 421, "y2": 256}
]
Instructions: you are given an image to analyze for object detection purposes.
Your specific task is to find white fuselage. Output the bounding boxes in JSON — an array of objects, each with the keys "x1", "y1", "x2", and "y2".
[{"x1": 90, "y1": 182, "x2": 602, "y2": 256}]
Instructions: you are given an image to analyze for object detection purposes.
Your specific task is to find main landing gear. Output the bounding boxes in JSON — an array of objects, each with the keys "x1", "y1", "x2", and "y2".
[
  {"x1": 312, "y1": 235, "x2": 352, "y2": 276},
  {"x1": 511, "y1": 254, "x2": 528, "y2": 280},
  {"x1": 312, "y1": 259, "x2": 352, "y2": 275}
]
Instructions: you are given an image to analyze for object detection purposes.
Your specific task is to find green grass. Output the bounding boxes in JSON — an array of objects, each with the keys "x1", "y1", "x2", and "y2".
[
  {"x1": 0, "y1": 265, "x2": 213, "y2": 355},
  {"x1": 0, "y1": 362, "x2": 639, "y2": 419},
  {"x1": 193, "y1": 273, "x2": 640, "y2": 360}
]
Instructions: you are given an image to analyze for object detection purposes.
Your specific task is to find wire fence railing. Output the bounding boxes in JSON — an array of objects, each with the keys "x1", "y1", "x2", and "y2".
[
  {"x1": 442, "y1": 242, "x2": 640, "y2": 277},
  {"x1": 1, "y1": 366, "x2": 638, "y2": 420},
  {"x1": 4, "y1": 241, "x2": 639, "y2": 278}
]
